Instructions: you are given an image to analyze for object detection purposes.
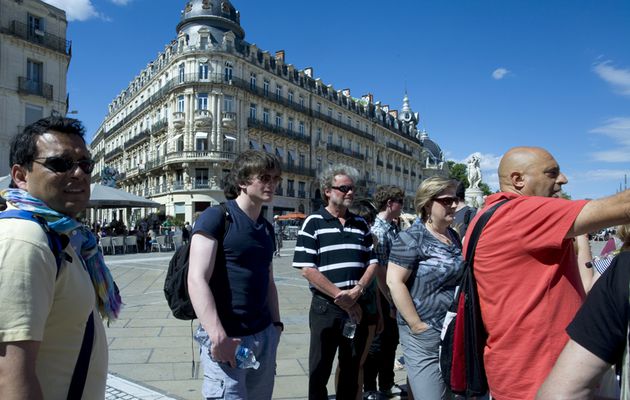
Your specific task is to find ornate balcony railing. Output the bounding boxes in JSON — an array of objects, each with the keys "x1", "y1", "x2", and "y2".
[
  {"x1": 325, "y1": 143, "x2": 365, "y2": 161},
  {"x1": 2, "y1": 20, "x2": 71, "y2": 55},
  {"x1": 387, "y1": 142, "x2": 413, "y2": 156},
  {"x1": 18, "y1": 77, "x2": 52, "y2": 100},
  {"x1": 247, "y1": 118, "x2": 311, "y2": 145}
]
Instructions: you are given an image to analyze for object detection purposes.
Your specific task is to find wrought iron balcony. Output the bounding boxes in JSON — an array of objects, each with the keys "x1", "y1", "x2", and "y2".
[
  {"x1": 247, "y1": 118, "x2": 311, "y2": 145},
  {"x1": 151, "y1": 119, "x2": 168, "y2": 134},
  {"x1": 387, "y1": 142, "x2": 413, "y2": 156},
  {"x1": 283, "y1": 162, "x2": 316, "y2": 177},
  {"x1": 18, "y1": 77, "x2": 52, "y2": 100},
  {"x1": 325, "y1": 143, "x2": 365, "y2": 161},
  {"x1": 2, "y1": 20, "x2": 71, "y2": 55},
  {"x1": 124, "y1": 129, "x2": 150, "y2": 149}
]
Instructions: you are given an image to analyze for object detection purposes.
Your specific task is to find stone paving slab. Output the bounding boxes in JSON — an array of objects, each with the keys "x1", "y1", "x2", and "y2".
[{"x1": 103, "y1": 242, "x2": 409, "y2": 399}]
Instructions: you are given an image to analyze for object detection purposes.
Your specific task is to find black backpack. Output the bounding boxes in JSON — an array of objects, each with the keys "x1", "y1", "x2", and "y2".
[{"x1": 164, "y1": 204, "x2": 231, "y2": 320}]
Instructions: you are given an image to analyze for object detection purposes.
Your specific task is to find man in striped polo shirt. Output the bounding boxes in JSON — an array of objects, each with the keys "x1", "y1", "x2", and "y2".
[{"x1": 293, "y1": 164, "x2": 378, "y2": 400}]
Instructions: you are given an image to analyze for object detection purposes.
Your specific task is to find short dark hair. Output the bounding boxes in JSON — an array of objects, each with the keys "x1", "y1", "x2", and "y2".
[
  {"x1": 350, "y1": 200, "x2": 377, "y2": 226},
  {"x1": 9, "y1": 115, "x2": 86, "y2": 171},
  {"x1": 373, "y1": 185, "x2": 405, "y2": 211},
  {"x1": 222, "y1": 150, "x2": 282, "y2": 199},
  {"x1": 456, "y1": 181, "x2": 466, "y2": 200}
]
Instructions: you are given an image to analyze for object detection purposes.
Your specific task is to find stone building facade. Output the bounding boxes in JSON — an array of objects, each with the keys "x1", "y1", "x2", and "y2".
[
  {"x1": 90, "y1": 0, "x2": 446, "y2": 223},
  {"x1": 0, "y1": 0, "x2": 71, "y2": 176}
]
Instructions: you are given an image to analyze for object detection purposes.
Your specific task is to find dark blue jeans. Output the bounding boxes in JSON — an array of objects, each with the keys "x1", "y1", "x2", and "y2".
[
  {"x1": 363, "y1": 293, "x2": 399, "y2": 392},
  {"x1": 308, "y1": 294, "x2": 369, "y2": 400}
]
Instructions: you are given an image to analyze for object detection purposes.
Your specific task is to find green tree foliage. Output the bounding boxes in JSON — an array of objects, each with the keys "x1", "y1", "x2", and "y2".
[{"x1": 446, "y1": 160, "x2": 493, "y2": 196}]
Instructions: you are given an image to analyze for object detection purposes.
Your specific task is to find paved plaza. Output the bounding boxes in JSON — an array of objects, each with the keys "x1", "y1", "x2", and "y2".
[
  {"x1": 103, "y1": 239, "x2": 607, "y2": 399},
  {"x1": 104, "y1": 240, "x2": 408, "y2": 399}
]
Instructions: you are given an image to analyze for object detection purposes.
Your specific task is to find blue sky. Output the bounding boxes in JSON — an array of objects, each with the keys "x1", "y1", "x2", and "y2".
[{"x1": 51, "y1": 0, "x2": 630, "y2": 200}]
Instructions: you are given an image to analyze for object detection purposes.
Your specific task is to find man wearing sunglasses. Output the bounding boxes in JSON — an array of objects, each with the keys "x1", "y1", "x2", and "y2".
[
  {"x1": 293, "y1": 164, "x2": 378, "y2": 400},
  {"x1": 466, "y1": 146, "x2": 630, "y2": 400},
  {"x1": 0, "y1": 116, "x2": 117, "y2": 399}
]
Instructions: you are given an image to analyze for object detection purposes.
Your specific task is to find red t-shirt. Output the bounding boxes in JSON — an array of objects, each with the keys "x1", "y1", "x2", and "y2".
[{"x1": 465, "y1": 192, "x2": 588, "y2": 400}]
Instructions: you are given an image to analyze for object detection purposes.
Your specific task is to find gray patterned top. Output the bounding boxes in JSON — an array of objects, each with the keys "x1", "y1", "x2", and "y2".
[{"x1": 388, "y1": 220, "x2": 464, "y2": 331}]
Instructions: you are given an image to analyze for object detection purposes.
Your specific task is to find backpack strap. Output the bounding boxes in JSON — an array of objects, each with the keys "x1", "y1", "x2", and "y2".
[
  {"x1": 0, "y1": 210, "x2": 65, "y2": 275},
  {"x1": 217, "y1": 203, "x2": 231, "y2": 239},
  {"x1": 464, "y1": 199, "x2": 510, "y2": 268},
  {"x1": 66, "y1": 312, "x2": 94, "y2": 400}
]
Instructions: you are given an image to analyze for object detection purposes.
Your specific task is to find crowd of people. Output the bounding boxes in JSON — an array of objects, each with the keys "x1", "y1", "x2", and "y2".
[{"x1": 0, "y1": 115, "x2": 629, "y2": 400}]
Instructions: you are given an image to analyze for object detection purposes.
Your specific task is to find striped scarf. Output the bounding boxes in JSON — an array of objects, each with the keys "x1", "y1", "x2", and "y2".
[{"x1": 1, "y1": 188, "x2": 122, "y2": 322}]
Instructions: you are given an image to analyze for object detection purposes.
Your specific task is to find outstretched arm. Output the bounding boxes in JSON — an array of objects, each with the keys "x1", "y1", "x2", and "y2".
[{"x1": 568, "y1": 189, "x2": 630, "y2": 238}]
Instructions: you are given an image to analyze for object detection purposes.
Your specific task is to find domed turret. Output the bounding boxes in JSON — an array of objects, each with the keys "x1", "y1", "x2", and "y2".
[
  {"x1": 177, "y1": 0, "x2": 245, "y2": 44},
  {"x1": 398, "y1": 92, "x2": 419, "y2": 125}
]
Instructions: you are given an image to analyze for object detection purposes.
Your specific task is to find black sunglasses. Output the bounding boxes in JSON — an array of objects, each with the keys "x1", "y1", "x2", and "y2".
[
  {"x1": 33, "y1": 156, "x2": 95, "y2": 174},
  {"x1": 433, "y1": 196, "x2": 459, "y2": 207},
  {"x1": 331, "y1": 185, "x2": 355, "y2": 194}
]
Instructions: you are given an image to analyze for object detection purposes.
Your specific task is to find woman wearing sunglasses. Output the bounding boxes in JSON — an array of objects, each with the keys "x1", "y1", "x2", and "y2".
[{"x1": 386, "y1": 176, "x2": 464, "y2": 400}]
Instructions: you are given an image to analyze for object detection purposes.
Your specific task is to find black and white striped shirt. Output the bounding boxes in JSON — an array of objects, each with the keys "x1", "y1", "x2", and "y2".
[{"x1": 292, "y1": 207, "x2": 378, "y2": 297}]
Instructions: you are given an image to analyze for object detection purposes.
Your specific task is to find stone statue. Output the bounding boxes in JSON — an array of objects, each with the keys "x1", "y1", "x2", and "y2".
[{"x1": 467, "y1": 155, "x2": 482, "y2": 189}]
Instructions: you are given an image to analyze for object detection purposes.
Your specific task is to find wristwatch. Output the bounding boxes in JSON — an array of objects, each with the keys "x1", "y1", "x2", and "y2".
[{"x1": 355, "y1": 283, "x2": 366, "y2": 295}]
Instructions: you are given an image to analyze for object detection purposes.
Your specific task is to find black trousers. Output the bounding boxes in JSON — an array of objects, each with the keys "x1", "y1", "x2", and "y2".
[
  {"x1": 363, "y1": 293, "x2": 399, "y2": 392},
  {"x1": 308, "y1": 294, "x2": 369, "y2": 400}
]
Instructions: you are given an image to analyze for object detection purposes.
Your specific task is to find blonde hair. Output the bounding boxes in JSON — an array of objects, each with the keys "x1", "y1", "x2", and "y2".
[
  {"x1": 414, "y1": 176, "x2": 458, "y2": 222},
  {"x1": 618, "y1": 224, "x2": 630, "y2": 251}
]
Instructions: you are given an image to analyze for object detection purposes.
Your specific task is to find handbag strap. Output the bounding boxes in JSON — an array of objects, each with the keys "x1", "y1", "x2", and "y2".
[
  {"x1": 67, "y1": 312, "x2": 95, "y2": 399},
  {"x1": 464, "y1": 199, "x2": 510, "y2": 267}
]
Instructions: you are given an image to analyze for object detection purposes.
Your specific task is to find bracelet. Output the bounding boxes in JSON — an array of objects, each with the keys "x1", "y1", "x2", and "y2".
[{"x1": 273, "y1": 321, "x2": 284, "y2": 331}]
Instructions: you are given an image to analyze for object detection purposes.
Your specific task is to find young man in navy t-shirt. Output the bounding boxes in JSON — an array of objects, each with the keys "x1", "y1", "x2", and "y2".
[{"x1": 188, "y1": 150, "x2": 284, "y2": 400}]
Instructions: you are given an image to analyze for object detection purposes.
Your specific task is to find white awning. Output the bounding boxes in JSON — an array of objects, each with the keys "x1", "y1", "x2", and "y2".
[
  {"x1": 224, "y1": 134, "x2": 236, "y2": 141},
  {"x1": 263, "y1": 143, "x2": 272, "y2": 153},
  {"x1": 249, "y1": 139, "x2": 259, "y2": 150},
  {"x1": 275, "y1": 148, "x2": 284, "y2": 158},
  {"x1": 170, "y1": 133, "x2": 183, "y2": 142},
  {"x1": 195, "y1": 132, "x2": 208, "y2": 139}
]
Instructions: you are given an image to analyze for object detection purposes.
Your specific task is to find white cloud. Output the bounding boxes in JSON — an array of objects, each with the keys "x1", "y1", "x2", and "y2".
[
  {"x1": 44, "y1": 0, "x2": 131, "y2": 21},
  {"x1": 492, "y1": 68, "x2": 509, "y2": 80},
  {"x1": 593, "y1": 60, "x2": 630, "y2": 97},
  {"x1": 44, "y1": 0, "x2": 100, "y2": 21},
  {"x1": 589, "y1": 117, "x2": 630, "y2": 163}
]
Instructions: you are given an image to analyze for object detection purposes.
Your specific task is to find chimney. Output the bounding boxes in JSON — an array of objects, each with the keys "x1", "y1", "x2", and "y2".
[{"x1": 275, "y1": 50, "x2": 285, "y2": 63}]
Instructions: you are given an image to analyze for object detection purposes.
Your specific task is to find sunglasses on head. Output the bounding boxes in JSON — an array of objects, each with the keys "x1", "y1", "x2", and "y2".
[
  {"x1": 331, "y1": 185, "x2": 355, "y2": 194},
  {"x1": 33, "y1": 156, "x2": 95, "y2": 174},
  {"x1": 257, "y1": 174, "x2": 282, "y2": 184},
  {"x1": 432, "y1": 196, "x2": 459, "y2": 207}
]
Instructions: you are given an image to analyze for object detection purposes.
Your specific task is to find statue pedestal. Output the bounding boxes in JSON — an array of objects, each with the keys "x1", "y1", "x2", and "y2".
[{"x1": 465, "y1": 187, "x2": 484, "y2": 208}]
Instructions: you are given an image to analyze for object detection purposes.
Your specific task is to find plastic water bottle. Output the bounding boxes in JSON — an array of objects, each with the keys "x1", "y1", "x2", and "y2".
[
  {"x1": 342, "y1": 319, "x2": 356, "y2": 339},
  {"x1": 235, "y1": 345, "x2": 260, "y2": 369}
]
